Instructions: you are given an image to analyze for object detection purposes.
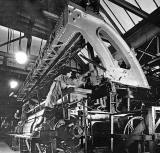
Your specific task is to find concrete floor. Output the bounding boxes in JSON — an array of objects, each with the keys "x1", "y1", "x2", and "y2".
[{"x1": 0, "y1": 141, "x2": 19, "y2": 153}]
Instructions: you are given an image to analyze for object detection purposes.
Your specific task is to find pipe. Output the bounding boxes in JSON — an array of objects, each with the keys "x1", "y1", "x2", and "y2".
[
  {"x1": 124, "y1": 8, "x2": 160, "y2": 49},
  {"x1": 0, "y1": 36, "x2": 25, "y2": 48},
  {"x1": 126, "y1": 23, "x2": 160, "y2": 49}
]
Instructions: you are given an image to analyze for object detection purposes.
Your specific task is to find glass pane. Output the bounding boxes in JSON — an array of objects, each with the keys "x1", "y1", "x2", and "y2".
[
  {"x1": 107, "y1": 1, "x2": 135, "y2": 31},
  {"x1": 155, "y1": 0, "x2": 160, "y2": 6},
  {"x1": 136, "y1": 0, "x2": 157, "y2": 13},
  {"x1": 100, "y1": 0, "x2": 126, "y2": 33},
  {"x1": 125, "y1": 0, "x2": 140, "y2": 7},
  {"x1": 127, "y1": 11, "x2": 142, "y2": 24}
]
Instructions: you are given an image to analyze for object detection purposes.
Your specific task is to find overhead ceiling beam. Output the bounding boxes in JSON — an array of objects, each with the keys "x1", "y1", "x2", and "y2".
[
  {"x1": 0, "y1": 19, "x2": 49, "y2": 40},
  {"x1": 17, "y1": 12, "x2": 51, "y2": 32},
  {"x1": 0, "y1": 65, "x2": 29, "y2": 75},
  {"x1": 0, "y1": 35, "x2": 25, "y2": 48},
  {"x1": 124, "y1": 8, "x2": 160, "y2": 48},
  {"x1": 0, "y1": 51, "x2": 37, "y2": 61},
  {"x1": 108, "y1": 0, "x2": 149, "y2": 19}
]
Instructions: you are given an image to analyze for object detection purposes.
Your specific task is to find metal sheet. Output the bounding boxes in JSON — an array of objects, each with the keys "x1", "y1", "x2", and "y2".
[{"x1": 62, "y1": 4, "x2": 149, "y2": 88}]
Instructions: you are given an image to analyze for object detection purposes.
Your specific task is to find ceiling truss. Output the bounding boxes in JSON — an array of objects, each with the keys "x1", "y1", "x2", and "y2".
[{"x1": 108, "y1": 0, "x2": 149, "y2": 19}]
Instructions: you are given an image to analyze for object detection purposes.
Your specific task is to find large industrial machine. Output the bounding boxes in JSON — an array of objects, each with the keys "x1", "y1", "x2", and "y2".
[{"x1": 10, "y1": 1, "x2": 160, "y2": 153}]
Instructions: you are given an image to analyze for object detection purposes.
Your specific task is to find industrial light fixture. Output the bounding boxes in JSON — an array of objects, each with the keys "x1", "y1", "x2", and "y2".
[
  {"x1": 9, "y1": 92, "x2": 17, "y2": 98},
  {"x1": 9, "y1": 92, "x2": 14, "y2": 97},
  {"x1": 9, "y1": 80, "x2": 18, "y2": 89},
  {"x1": 15, "y1": 51, "x2": 28, "y2": 64}
]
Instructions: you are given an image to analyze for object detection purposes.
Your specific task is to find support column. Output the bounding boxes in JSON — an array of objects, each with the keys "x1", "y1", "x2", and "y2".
[{"x1": 148, "y1": 107, "x2": 155, "y2": 153}]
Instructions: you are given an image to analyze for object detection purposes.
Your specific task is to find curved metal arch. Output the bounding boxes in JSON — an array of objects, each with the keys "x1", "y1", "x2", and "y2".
[{"x1": 60, "y1": 4, "x2": 149, "y2": 88}]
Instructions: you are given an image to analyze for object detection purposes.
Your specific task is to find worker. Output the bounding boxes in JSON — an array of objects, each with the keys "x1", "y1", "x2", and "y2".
[
  {"x1": 43, "y1": 70, "x2": 86, "y2": 117},
  {"x1": 13, "y1": 110, "x2": 21, "y2": 128},
  {"x1": 14, "y1": 110, "x2": 21, "y2": 120},
  {"x1": 1, "y1": 117, "x2": 10, "y2": 129},
  {"x1": 14, "y1": 98, "x2": 38, "y2": 134},
  {"x1": 31, "y1": 70, "x2": 84, "y2": 134},
  {"x1": 21, "y1": 99, "x2": 36, "y2": 122}
]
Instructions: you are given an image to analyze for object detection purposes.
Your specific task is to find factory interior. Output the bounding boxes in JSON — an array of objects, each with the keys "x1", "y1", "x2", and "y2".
[{"x1": 0, "y1": 0, "x2": 160, "y2": 153}]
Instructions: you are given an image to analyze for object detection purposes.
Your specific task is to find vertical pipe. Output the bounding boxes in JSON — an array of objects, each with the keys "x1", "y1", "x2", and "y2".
[
  {"x1": 157, "y1": 36, "x2": 160, "y2": 55},
  {"x1": 110, "y1": 115, "x2": 114, "y2": 152},
  {"x1": 50, "y1": 138, "x2": 57, "y2": 153},
  {"x1": 19, "y1": 32, "x2": 22, "y2": 51},
  {"x1": 148, "y1": 107, "x2": 156, "y2": 153},
  {"x1": 127, "y1": 88, "x2": 130, "y2": 112},
  {"x1": 83, "y1": 99, "x2": 88, "y2": 153}
]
